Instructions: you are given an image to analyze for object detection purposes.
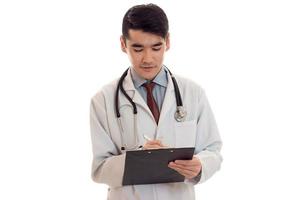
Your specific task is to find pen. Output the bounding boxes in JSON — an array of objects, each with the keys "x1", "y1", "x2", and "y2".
[{"x1": 143, "y1": 134, "x2": 152, "y2": 141}]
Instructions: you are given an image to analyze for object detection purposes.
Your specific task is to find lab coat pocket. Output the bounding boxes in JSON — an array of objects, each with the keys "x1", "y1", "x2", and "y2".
[
  {"x1": 174, "y1": 120, "x2": 197, "y2": 148},
  {"x1": 119, "y1": 105, "x2": 136, "y2": 149}
]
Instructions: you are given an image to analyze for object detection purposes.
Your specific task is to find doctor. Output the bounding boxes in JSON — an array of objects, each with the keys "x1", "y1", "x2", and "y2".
[{"x1": 90, "y1": 4, "x2": 222, "y2": 200}]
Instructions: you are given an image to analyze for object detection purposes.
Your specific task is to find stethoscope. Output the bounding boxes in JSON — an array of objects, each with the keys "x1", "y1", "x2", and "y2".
[{"x1": 115, "y1": 67, "x2": 187, "y2": 151}]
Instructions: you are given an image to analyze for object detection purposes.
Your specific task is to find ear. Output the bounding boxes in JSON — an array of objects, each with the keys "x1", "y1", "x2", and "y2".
[
  {"x1": 165, "y1": 33, "x2": 170, "y2": 51},
  {"x1": 120, "y1": 36, "x2": 127, "y2": 53}
]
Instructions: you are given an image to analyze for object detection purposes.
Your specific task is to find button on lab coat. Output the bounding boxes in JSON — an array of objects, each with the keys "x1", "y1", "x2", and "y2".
[{"x1": 90, "y1": 69, "x2": 222, "y2": 200}]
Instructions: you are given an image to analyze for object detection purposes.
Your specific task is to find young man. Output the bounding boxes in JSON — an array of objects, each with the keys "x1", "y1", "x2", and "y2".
[{"x1": 90, "y1": 4, "x2": 222, "y2": 200}]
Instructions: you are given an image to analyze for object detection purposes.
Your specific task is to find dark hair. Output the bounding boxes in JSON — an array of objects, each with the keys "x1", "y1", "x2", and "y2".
[{"x1": 122, "y1": 4, "x2": 169, "y2": 40}]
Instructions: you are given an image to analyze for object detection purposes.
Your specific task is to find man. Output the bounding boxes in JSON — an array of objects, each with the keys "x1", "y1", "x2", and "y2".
[{"x1": 90, "y1": 4, "x2": 222, "y2": 200}]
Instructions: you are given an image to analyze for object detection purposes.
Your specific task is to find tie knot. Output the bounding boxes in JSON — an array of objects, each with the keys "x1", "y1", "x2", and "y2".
[{"x1": 143, "y1": 82, "x2": 156, "y2": 91}]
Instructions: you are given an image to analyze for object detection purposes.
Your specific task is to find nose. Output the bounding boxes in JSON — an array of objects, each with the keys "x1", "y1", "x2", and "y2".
[{"x1": 142, "y1": 49, "x2": 154, "y2": 64}]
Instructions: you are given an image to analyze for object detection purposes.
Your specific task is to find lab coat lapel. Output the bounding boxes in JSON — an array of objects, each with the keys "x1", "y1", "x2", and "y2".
[
  {"x1": 119, "y1": 69, "x2": 154, "y2": 118},
  {"x1": 158, "y1": 72, "x2": 175, "y2": 126}
]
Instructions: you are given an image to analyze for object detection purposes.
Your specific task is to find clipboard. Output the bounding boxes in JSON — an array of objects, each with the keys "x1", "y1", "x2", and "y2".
[{"x1": 122, "y1": 147, "x2": 195, "y2": 185}]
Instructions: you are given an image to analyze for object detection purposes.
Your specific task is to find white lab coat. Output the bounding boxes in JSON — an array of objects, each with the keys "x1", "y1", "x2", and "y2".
[{"x1": 90, "y1": 68, "x2": 222, "y2": 200}]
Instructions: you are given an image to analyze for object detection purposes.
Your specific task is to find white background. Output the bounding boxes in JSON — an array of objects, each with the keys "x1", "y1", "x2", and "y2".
[{"x1": 0, "y1": 0, "x2": 299, "y2": 199}]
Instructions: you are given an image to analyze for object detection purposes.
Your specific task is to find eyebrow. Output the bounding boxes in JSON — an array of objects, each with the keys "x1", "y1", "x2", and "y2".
[{"x1": 131, "y1": 42, "x2": 163, "y2": 48}]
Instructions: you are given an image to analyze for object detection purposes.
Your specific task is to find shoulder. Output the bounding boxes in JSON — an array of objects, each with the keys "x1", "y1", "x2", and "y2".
[
  {"x1": 91, "y1": 78, "x2": 119, "y2": 103},
  {"x1": 173, "y1": 74, "x2": 205, "y2": 97}
]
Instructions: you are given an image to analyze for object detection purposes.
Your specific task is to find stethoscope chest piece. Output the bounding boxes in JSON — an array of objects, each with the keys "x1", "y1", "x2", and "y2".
[{"x1": 174, "y1": 106, "x2": 187, "y2": 122}]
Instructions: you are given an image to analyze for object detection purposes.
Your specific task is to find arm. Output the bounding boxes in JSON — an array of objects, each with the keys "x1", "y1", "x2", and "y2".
[
  {"x1": 194, "y1": 90, "x2": 222, "y2": 183},
  {"x1": 90, "y1": 93, "x2": 125, "y2": 188},
  {"x1": 169, "y1": 90, "x2": 222, "y2": 184}
]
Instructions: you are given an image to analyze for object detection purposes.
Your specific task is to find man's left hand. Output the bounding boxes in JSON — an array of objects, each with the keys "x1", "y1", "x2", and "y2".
[{"x1": 168, "y1": 156, "x2": 202, "y2": 179}]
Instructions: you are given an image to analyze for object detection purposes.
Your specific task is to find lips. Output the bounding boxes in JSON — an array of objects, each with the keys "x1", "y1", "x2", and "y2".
[
  {"x1": 141, "y1": 67, "x2": 155, "y2": 72},
  {"x1": 140, "y1": 64, "x2": 156, "y2": 68}
]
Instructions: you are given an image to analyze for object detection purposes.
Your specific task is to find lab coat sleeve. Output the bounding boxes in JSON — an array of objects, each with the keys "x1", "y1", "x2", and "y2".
[
  {"x1": 191, "y1": 90, "x2": 223, "y2": 184},
  {"x1": 90, "y1": 93, "x2": 125, "y2": 188}
]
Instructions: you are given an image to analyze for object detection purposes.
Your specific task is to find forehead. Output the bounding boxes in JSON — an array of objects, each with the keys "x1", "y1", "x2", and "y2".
[{"x1": 126, "y1": 29, "x2": 165, "y2": 46}]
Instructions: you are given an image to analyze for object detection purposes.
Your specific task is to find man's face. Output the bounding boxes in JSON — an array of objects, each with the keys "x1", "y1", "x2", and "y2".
[{"x1": 120, "y1": 30, "x2": 170, "y2": 80}]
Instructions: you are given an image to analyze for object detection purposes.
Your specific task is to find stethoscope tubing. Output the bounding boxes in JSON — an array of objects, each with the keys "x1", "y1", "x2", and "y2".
[
  {"x1": 114, "y1": 66, "x2": 184, "y2": 151},
  {"x1": 115, "y1": 67, "x2": 182, "y2": 117}
]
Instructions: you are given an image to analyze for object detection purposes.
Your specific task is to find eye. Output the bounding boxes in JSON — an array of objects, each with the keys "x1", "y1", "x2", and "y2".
[
  {"x1": 152, "y1": 48, "x2": 161, "y2": 51},
  {"x1": 133, "y1": 48, "x2": 143, "y2": 52}
]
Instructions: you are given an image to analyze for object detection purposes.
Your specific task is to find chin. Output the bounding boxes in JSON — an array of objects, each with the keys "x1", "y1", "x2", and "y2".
[
  {"x1": 139, "y1": 69, "x2": 160, "y2": 80},
  {"x1": 145, "y1": 75, "x2": 155, "y2": 80}
]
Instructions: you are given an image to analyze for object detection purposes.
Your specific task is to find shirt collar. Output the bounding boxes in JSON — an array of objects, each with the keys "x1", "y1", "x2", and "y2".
[{"x1": 130, "y1": 66, "x2": 168, "y2": 89}]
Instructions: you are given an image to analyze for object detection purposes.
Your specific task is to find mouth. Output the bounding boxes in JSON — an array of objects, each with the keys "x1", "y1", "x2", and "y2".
[
  {"x1": 141, "y1": 67, "x2": 155, "y2": 73},
  {"x1": 140, "y1": 65, "x2": 156, "y2": 70}
]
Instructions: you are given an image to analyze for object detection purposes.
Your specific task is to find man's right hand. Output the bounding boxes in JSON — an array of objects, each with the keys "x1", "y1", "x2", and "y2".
[{"x1": 143, "y1": 140, "x2": 167, "y2": 149}]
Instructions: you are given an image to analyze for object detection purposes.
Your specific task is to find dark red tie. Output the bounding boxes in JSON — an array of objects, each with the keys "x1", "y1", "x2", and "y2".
[{"x1": 143, "y1": 82, "x2": 160, "y2": 124}]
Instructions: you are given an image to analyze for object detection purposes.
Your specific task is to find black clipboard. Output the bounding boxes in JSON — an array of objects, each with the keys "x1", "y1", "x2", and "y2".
[{"x1": 122, "y1": 147, "x2": 195, "y2": 185}]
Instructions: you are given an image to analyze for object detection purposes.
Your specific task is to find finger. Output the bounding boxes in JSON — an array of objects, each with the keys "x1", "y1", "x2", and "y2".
[
  {"x1": 168, "y1": 165, "x2": 197, "y2": 179},
  {"x1": 168, "y1": 162, "x2": 199, "y2": 174},
  {"x1": 144, "y1": 140, "x2": 166, "y2": 149},
  {"x1": 144, "y1": 143, "x2": 162, "y2": 147},
  {"x1": 174, "y1": 160, "x2": 200, "y2": 167},
  {"x1": 145, "y1": 140, "x2": 162, "y2": 145},
  {"x1": 174, "y1": 157, "x2": 201, "y2": 166},
  {"x1": 152, "y1": 139, "x2": 162, "y2": 144},
  {"x1": 143, "y1": 144, "x2": 163, "y2": 150}
]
